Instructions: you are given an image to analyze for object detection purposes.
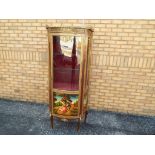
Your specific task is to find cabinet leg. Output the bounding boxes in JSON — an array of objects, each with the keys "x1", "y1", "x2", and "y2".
[
  {"x1": 50, "y1": 115, "x2": 54, "y2": 128},
  {"x1": 84, "y1": 111, "x2": 88, "y2": 123},
  {"x1": 77, "y1": 118, "x2": 81, "y2": 131}
]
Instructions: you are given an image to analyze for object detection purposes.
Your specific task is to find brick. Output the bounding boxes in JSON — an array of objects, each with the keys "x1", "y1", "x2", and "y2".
[
  {"x1": 124, "y1": 20, "x2": 136, "y2": 24},
  {"x1": 130, "y1": 25, "x2": 142, "y2": 29},
  {"x1": 147, "y1": 20, "x2": 155, "y2": 24},
  {"x1": 117, "y1": 33, "x2": 128, "y2": 36},
  {"x1": 106, "y1": 24, "x2": 117, "y2": 28},
  {"x1": 142, "y1": 25, "x2": 154, "y2": 29},
  {"x1": 123, "y1": 29, "x2": 135, "y2": 32},
  {"x1": 118, "y1": 24, "x2": 130, "y2": 28}
]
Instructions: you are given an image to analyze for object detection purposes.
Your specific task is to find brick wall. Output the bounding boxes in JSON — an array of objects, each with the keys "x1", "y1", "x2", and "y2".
[{"x1": 0, "y1": 19, "x2": 155, "y2": 116}]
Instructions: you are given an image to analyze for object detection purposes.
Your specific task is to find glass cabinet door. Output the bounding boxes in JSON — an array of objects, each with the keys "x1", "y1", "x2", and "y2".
[{"x1": 52, "y1": 35, "x2": 81, "y2": 91}]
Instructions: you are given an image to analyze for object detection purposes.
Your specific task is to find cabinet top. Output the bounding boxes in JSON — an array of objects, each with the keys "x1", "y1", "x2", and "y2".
[{"x1": 46, "y1": 26, "x2": 93, "y2": 35}]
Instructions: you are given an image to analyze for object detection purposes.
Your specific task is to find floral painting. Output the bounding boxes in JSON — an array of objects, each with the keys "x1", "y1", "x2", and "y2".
[{"x1": 53, "y1": 93, "x2": 78, "y2": 116}]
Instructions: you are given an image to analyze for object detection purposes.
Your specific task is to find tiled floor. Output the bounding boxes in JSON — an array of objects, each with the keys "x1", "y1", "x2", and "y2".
[{"x1": 0, "y1": 99, "x2": 155, "y2": 135}]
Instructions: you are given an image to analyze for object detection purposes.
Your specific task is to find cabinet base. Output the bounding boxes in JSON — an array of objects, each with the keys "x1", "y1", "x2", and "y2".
[{"x1": 50, "y1": 111, "x2": 88, "y2": 131}]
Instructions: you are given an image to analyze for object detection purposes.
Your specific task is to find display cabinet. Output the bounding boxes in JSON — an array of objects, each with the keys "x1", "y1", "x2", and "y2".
[{"x1": 47, "y1": 26, "x2": 93, "y2": 130}]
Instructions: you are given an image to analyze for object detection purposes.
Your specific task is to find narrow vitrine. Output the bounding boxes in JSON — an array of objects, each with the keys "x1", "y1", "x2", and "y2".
[{"x1": 47, "y1": 26, "x2": 93, "y2": 130}]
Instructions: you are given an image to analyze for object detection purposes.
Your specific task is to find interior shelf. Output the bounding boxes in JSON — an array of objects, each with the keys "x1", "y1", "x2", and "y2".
[{"x1": 53, "y1": 88, "x2": 79, "y2": 94}]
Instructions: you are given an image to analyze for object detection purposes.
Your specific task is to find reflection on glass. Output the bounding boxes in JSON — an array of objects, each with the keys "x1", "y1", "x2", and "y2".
[{"x1": 53, "y1": 36, "x2": 81, "y2": 90}]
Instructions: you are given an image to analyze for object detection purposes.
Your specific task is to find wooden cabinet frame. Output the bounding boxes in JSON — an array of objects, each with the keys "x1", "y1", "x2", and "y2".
[{"x1": 47, "y1": 26, "x2": 93, "y2": 131}]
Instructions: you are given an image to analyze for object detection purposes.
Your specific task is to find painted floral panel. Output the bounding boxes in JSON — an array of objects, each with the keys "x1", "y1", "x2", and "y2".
[{"x1": 53, "y1": 92, "x2": 78, "y2": 116}]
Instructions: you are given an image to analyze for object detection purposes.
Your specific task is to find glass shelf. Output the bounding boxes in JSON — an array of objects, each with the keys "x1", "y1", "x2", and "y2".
[{"x1": 53, "y1": 88, "x2": 79, "y2": 95}]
